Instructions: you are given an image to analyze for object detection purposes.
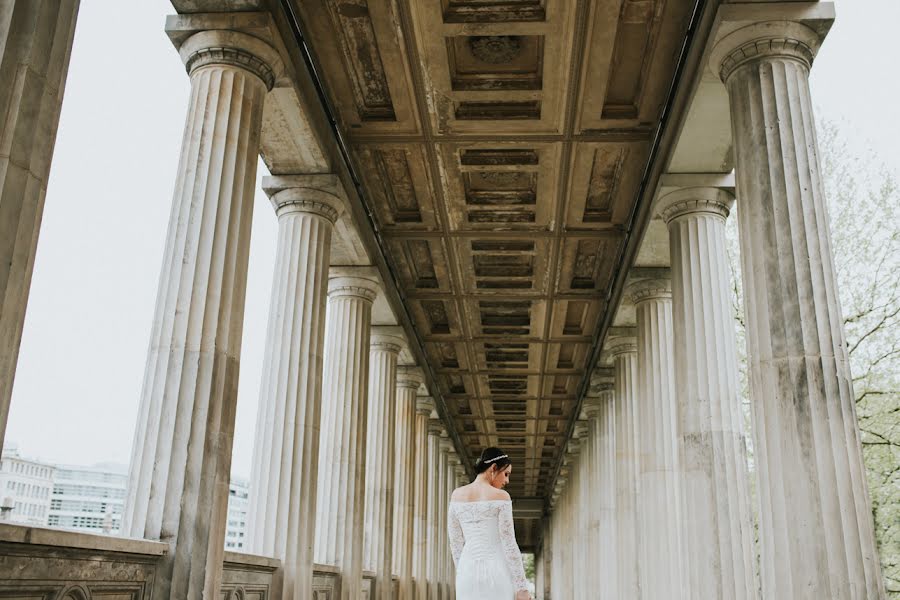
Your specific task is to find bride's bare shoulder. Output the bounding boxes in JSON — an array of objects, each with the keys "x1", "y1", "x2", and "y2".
[
  {"x1": 450, "y1": 484, "x2": 473, "y2": 501},
  {"x1": 450, "y1": 484, "x2": 510, "y2": 502}
]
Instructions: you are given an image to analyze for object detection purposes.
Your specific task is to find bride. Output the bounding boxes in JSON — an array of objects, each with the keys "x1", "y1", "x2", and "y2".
[{"x1": 448, "y1": 447, "x2": 532, "y2": 600}]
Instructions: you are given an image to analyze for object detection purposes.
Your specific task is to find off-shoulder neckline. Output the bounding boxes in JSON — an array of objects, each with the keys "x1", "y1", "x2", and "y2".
[{"x1": 449, "y1": 499, "x2": 512, "y2": 504}]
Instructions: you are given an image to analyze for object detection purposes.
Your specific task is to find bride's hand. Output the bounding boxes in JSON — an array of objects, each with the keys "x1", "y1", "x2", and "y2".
[{"x1": 515, "y1": 591, "x2": 532, "y2": 600}]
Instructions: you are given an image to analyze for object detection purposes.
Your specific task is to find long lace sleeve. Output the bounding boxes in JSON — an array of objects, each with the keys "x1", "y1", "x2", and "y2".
[
  {"x1": 448, "y1": 503, "x2": 465, "y2": 566},
  {"x1": 498, "y1": 501, "x2": 528, "y2": 592}
]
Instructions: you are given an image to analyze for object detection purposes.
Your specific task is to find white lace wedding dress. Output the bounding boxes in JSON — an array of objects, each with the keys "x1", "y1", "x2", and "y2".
[{"x1": 448, "y1": 500, "x2": 529, "y2": 599}]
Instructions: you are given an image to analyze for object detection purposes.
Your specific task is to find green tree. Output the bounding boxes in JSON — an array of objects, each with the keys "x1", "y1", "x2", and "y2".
[{"x1": 726, "y1": 119, "x2": 900, "y2": 596}]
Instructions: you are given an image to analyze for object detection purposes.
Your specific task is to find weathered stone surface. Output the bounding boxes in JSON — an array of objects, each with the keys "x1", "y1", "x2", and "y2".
[
  {"x1": 0, "y1": 0, "x2": 78, "y2": 454},
  {"x1": 608, "y1": 337, "x2": 641, "y2": 600},
  {"x1": 363, "y1": 326, "x2": 404, "y2": 600},
  {"x1": 715, "y1": 19, "x2": 885, "y2": 600},
  {"x1": 629, "y1": 278, "x2": 687, "y2": 600},
  {"x1": 314, "y1": 269, "x2": 379, "y2": 600},
  {"x1": 0, "y1": 524, "x2": 163, "y2": 599},
  {"x1": 411, "y1": 397, "x2": 433, "y2": 600},
  {"x1": 390, "y1": 368, "x2": 423, "y2": 600},
  {"x1": 658, "y1": 187, "x2": 758, "y2": 599},
  {"x1": 246, "y1": 177, "x2": 342, "y2": 600},
  {"x1": 123, "y1": 28, "x2": 279, "y2": 600}
]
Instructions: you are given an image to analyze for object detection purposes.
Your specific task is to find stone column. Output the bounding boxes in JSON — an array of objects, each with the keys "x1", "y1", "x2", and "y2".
[
  {"x1": 445, "y1": 452, "x2": 460, "y2": 596},
  {"x1": 363, "y1": 326, "x2": 405, "y2": 600},
  {"x1": 0, "y1": 0, "x2": 79, "y2": 453},
  {"x1": 571, "y1": 425, "x2": 588, "y2": 600},
  {"x1": 246, "y1": 177, "x2": 341, "y2": 599},
  {"x1": 412, "y1": 397, "x2": 433, "y2": 600},
  {"x1": 630, "y1": 277, "x2": 687, "y2": 599},
  {"x1": 658, "y1": 188, "x2": 758, "y2": 598},
  {"x1": 425, "y1": 420, "x2": 443, "y2": 599},
  {"x1": 123, "y1": 29, "x2": 282, "y2": 599},
  {"x1": 608, "y1": 337, "x2": 641, "y2": 599},
  {"x1": 314, "y1": 269, "x2": 379, "y2": 600},
  {"x1": 712, "y1": 21, "x2": 885, "y2": 599},
  {"x1": 539, "y1": 517, "x2": 552, "y2": 600},
  {"x1": 587, "y1": 386, "x2": 617, "y2": 599},
  {"x1": 394, "y1": 367, "x2": 424, "y2": 600},
  {"x1": 438, "y1": 436, "x2": 454, "y2": 598}
]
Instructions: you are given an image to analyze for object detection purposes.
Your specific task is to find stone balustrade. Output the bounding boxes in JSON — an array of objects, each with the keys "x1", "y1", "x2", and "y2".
[{"x1": 0, "y1": 523, "x2": 403, "y2": 600}]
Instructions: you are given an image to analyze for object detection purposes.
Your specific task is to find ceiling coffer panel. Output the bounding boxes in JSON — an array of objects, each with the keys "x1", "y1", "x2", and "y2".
[{"x1": 291, "y1": 0, "x2": 697, "y2": 537}]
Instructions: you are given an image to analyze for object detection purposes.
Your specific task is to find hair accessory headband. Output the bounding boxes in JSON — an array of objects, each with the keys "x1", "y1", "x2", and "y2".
[{"x1": 482, "y1": 454, "x2": 508, "y2": 464}]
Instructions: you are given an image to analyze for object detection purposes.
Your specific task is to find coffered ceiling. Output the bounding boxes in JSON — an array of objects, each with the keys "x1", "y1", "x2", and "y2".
[{"x1": 290, "y1": 0, "x2": 697, "y2": 507}]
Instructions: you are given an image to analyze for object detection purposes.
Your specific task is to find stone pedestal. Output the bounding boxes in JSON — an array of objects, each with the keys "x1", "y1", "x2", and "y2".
[
  {"x1": 609, "y1": 337, "x2": 641, "y2": 599},
  {"x1": 0, "y1": 0, "x2": 79, "y2": 453},
  {"x1": 393, "y1": 368, "x2": 424, "y2": 600},
  {"x1": 314, "y1": 270, "x2": 379, "y2": 600},
  {"x1": 714, "y1": 21, "x2": 885, "y2": 599},
  {"x1": 363, "y1": 327, "x2": 405, "y2": 600},
  {"x1": 630, "y1": 279, "x2": 687, "y2": 599},
  {"x1": 123, "y1": 29, "x2": 282, "y2": 600},
  {"x1": 411, "y1": 397, "x2": 432, "y2": 600},
  {"x1": 246, "y1": 178, "x2": 341, "y2": 600},
  {"x1": 658, "y1": 188, "x2": 758, "y2": 598}
]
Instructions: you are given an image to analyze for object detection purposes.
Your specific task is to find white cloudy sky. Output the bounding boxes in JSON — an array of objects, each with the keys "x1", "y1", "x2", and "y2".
[{"x1": 6, "y1": 0, "x2": 899, "y2": 479}]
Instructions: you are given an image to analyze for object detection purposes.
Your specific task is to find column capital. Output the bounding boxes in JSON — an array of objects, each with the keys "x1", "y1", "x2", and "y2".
[
  {"x1": 626, "y1": 278, "x2": 672, "y2": 304},
  {"x1": 177, "y1": 30, "x2": 284, "y2": 89},
  {"x1": 605, "y1": 336, "x2": 637, "y2": 357},
  {"x1": 328, "y1": 267, "x2": 380, "y2": 302},
  {"x1": 397, "y1": 367, "x2": 425, "y2": 391},
  {"x1": 263, "y1": 175, "x2": 344, "y2": 222},
  {"x1": 581, "y1": 397, "x2": 603, "y2": 420},
  {"x1": 416, "y1": 396, "x2": 434, "y2": 416},
  {"x1": 427, "y1": 419, "x2": 444, "y2": 436},
  {"x1": 656, "y1": 187, "x2": 734, "y2": 225},
  {"x1": 370, "y1": 325, "x2": 406, "y2": 355},
  {"x1": 711, "y1": 21, "x2": 823, "y2": 83}
]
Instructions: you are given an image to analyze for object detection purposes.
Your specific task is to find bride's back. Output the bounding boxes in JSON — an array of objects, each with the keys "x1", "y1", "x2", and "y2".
[{"x1": 451, "y1": 482, "x2": 510, "y2": 503}]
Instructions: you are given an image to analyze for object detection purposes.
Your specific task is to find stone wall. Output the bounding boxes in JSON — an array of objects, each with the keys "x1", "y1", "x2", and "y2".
[
  {"x1": 0, "y1": 524, "x2": 397, "y2": 599},
  {"x1": 222, "y1": 551, "x2": 281, "y2": 600},
  {"x1": 0, "y1": 523, "x2": 165, "y2": 599}
]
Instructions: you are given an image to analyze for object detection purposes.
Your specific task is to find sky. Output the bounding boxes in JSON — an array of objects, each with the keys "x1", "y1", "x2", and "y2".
[{"x1": 6, "y1": 0, "x2": 899, "y2": 479}]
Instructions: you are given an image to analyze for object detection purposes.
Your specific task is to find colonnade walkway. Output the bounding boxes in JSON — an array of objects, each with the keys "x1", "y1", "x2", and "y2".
[{"x1": 0, "y1": 1, "x2": 887, "y2": 599}]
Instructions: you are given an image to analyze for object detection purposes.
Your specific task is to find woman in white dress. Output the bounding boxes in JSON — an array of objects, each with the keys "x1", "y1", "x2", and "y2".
[{"x1": 448, "y1": 447, "x2": 532, "y2": 600}]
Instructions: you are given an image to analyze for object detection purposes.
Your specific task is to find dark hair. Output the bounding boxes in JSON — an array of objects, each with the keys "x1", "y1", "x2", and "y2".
[{"x1": 474, "y1": 447, "x2": 511, "y2": 474}]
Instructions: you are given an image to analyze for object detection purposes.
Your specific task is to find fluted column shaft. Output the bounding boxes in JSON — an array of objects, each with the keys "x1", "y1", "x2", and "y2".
[
  {"x1": 659, "y1": 189, "x2": 758, "y2": 598},
  {"x1": 314, "y1": 272, "x2": 378, "y2": 600},
  {"x1": 394, "y1": 369, "x2": 424, "y2": 600},
  {"x1": 539, "y1": 517, "x2": 552, "y2": 600},
  {"x1": 631, "y1": 279, "x2": 687, "y2": 599},
  {"x1": 0, "y1": 0, "x2": 79, "y2": 454},
  {"x1": 124, "y1": 30, "x2": 281, "y2": 600},
  {"x1": 444, "y1": 453, "x2": 459, "y2": 597},
  {"x1": 425, "y1": 421, "x2": 443, "y2": 599},
  {"x1": 438, "y1": 439, "x2": 453, "y2": 598},
  {"x1": 246, "y1": 181, "x2": 341, "y2": 600},
  {"x1": 364, "y1": 328, "x2": 404, "y2": 600},
  {"x1": 412, "y1": 398, "x2": 432, "y2": 599},
  {"x1": 610, "y1": 339, "x2": 641, "y2": 599},
  {"x1": 590, "y1": 389, "x2": 617, "y2": 599},
  {"x1": 571, "y1": 431, "x2": 588, "y2": 600},
  {"x1": 714, "y1": 21, "x2": 884, "y2": 599}
]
